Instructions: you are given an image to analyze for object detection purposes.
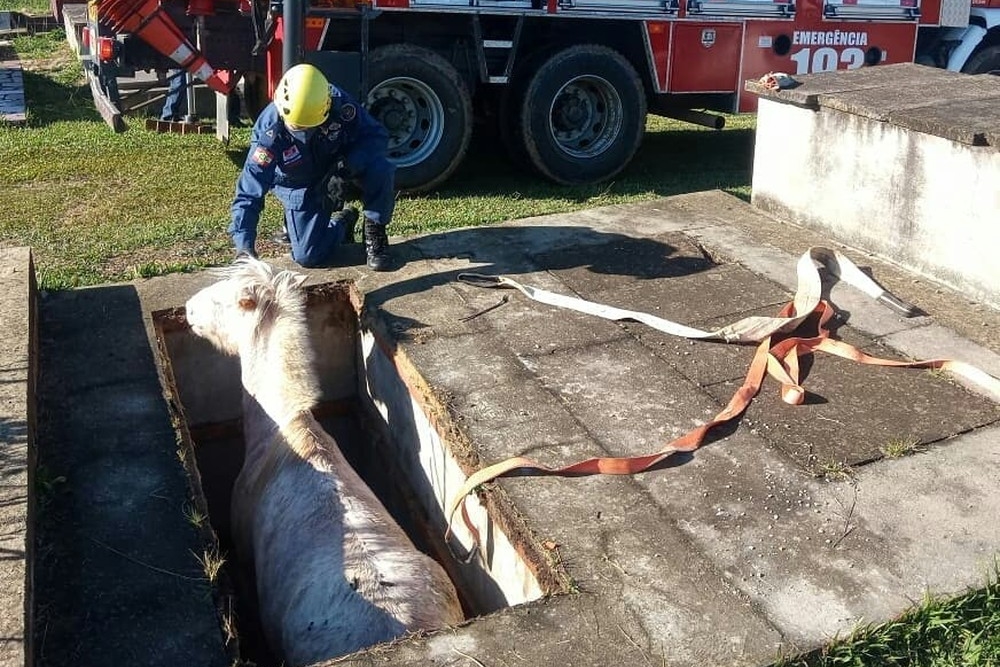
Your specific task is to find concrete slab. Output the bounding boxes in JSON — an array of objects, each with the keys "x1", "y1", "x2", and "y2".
[
  {"x1": 744, "y1": 62, "x2": 964, "y2": 110},
  {"x1": 330, "y1": 192, "x2": 998, "y2": 665},
  {"x1": 816, "y1": 73, "x2": 1000, "y2": 127},
  {"x1": 20, "y1": 190, "x2": 1000, "y2": 667},
  {"x1": 704, "y1": 353, "x2": 998, "y2": 473},
  {"x1": 747, "y1": 63, "x2": 1000, "y2": 148},
  {"x1": 0, "y1": 41, "x2": 26, "y2": 125},
  {"x1": 32, "y1": 285, "x2": 229, "y2": 667},
  {"x1": 638, "y1": 420, "x2": 1000, "y2": 648},
  {"x1": 886, "y1": 96, "x2": 1000, "y2": 147},
  {"x1": 0, "y1": 248, "x2": 34, "y2": 667},
  {"x1": 665, "y1": 191, "x2": 1000, "y2": 357}
]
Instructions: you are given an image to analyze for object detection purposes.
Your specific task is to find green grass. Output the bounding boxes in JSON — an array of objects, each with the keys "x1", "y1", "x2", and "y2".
[
  {"x1": 777, "y1": 569, "x2": 1000, "y2": 667},
  {"x1": 3, "y1": 27, "x2": 999, "y2": 667},
  {"x1": 0, "y1": 0, "x2": 48, "y2": 14},
  {"x1": 0, "y1": 30, "x2": 754, "y2": 290}
]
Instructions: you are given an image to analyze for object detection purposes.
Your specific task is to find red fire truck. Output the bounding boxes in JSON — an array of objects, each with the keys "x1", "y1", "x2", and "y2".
[{"x1": 59, "y1": 0, "x2": 999, "y2": 191}]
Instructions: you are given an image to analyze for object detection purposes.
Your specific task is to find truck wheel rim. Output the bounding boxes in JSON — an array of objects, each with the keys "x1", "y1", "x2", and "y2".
[
  {"x1": 546, "y1": 75, "x2": 623, "y2": 159},
  {"x1": 367, "y1": 76, "x2": 445, "y2": 168}
]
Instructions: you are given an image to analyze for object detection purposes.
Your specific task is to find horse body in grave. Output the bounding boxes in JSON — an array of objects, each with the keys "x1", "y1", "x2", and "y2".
[{"x1": 185, "y1": 257, "x2": 463, "y2": 666}]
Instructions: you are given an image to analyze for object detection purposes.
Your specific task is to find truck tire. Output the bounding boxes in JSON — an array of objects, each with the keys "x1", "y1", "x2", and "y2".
[
  {"x1": 519, "y1": 45, "x2": 646, "y2": 186},
  {"x1": 962, "y1": 43, "x2": 1000, "y2": 75},
  {"x1": 500, "y1": 47, "x2": 557, "y2": 171},
  {"x1": 367, "y1": 45, "x2": 473, "y2": 192}
]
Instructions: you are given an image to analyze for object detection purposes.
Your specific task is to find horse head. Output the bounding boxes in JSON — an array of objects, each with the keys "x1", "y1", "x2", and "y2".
[{"x1": 185, "y1": 256, "x2": 309, "y2": 357}]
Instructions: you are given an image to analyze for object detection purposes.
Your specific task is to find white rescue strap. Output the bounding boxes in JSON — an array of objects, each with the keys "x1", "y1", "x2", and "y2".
[{"x1": 446, "y1": 247, "x2": 1000, "y2": 560}]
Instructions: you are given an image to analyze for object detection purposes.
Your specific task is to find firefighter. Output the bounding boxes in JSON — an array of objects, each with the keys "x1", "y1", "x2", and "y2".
[
  {"x1": 229, "y1": 63, "x2": 395, "y2": 271},
  {"x1": 160, "y1": 70, "x2": 187, "y2": 122},
  {"x1": 161, "y1": 70, "x2": 244, "y2": 125}
]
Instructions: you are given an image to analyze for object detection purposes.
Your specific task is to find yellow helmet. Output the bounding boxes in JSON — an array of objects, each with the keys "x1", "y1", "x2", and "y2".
[{"x1": 274, "y1": 64, "x2": 331, "y2": 128}]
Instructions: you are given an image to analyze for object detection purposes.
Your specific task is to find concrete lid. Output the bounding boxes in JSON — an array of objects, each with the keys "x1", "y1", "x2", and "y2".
[{"x1": 745, "y1": 63, "x2": 1000, "y2": 147}]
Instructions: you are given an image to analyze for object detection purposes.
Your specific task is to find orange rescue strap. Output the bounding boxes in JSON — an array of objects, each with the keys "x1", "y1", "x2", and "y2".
[{"x1": 445, "y1": 247, "x2": 1000, "y2": 556}]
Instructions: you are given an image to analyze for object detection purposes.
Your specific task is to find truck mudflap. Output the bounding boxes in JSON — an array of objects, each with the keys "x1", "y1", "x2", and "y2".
[{"x1": 86, "y1": 64, "x2": 125, "y2": 131}]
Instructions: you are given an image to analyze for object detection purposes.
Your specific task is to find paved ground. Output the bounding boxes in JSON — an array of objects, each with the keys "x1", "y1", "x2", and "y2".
[
  {"x1": 0, "y1": 30, "x2": 26, "y2": 124},
  {"x1": 1, "y1": 11, "x2": 63, "y2": 124},
  {"x1": 15, "y1": 190, "x2": 1000, "y2": 667}
]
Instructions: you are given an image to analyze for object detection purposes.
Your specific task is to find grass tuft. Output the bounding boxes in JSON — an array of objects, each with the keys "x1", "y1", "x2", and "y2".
[
  {"x1": 775, "y1": 564, "x2": 1000, "y2": 667},
  {"x1": 183, "y1": 502, "x2": 208, "y2": 530},
  {"x1": 816, "y1": 459, "x2": 854, "y2": 481},
  {"x1": 879, "y1": 436, "x2": 924, "y2": 459},
  {"x1": 194, "y1": 546, "x2": 226, "y2": 584}
]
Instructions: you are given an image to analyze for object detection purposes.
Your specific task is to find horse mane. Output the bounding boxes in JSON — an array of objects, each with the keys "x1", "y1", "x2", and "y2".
[
  {"x1": 219, "y1": 257, "x2": 321, "y2": 410},
  {"x1": 211, "y1": 256, "x2": 308, "y2": 320}
]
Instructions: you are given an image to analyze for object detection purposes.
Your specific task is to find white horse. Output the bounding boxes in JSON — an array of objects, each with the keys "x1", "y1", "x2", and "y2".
[{"x1": 185, "y1": 257, "x2": 463, "y2": 666}]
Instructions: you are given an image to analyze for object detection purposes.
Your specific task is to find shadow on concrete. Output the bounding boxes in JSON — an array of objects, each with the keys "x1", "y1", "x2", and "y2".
[
  {"x1": 33, "y1": 284, "x2": 226, "y2": 667},
  {"x1": 360, "y1": 224, "x2": 733, "y2": 489},
  {"x1": 0, "y1": 415, "x2": 28, "y2": 484},
  {"x1": 367, "y1": 225, "x2": 712, "y2": 337}
]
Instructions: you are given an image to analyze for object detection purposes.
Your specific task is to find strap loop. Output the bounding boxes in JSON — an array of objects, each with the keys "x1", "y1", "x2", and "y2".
[{"x1": 457, "y1": 272, "x2": 508, "y2": 289}]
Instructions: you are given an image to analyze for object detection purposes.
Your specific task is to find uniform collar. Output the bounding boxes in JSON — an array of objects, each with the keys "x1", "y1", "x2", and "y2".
[{"x1": 286, "y1": 125, "x2": 317, "y2": 142}]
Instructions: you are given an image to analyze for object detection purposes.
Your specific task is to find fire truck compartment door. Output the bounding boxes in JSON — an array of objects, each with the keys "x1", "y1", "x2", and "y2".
[
  {"x1": 559, "y1": 0, "x2": 678, "y2": 13},
  {"x1": 823, "y1": 0, "x2": 921, "y2": 20},
  {"x1": 669, "y1": 23, "x2": 743, "y2": 92}
]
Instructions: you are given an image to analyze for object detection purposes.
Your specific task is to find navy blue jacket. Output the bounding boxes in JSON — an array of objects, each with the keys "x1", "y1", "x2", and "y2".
[{"x1": 229, "y1": 85, "x2": 391, "y2": 254}]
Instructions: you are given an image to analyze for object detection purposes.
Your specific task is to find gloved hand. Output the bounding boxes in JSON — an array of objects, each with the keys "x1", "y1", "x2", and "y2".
[
  {"x1": 325, "y1": 171, "x2": 344, "y2": 203},
  {"x1": 319, "y1": 166, "x2": 346, "y2": 215}
]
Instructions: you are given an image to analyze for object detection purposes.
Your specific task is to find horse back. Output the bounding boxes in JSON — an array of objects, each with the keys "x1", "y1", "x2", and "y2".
[{"x1": 234, "y1": 414, "x2": 463, "y2": 664}]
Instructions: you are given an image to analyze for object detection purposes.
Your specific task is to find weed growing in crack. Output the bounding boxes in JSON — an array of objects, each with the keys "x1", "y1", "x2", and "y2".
[
  {"x1": 194, "y1": 546, "x2": 226, "y2": 584},
  {"x1": 879, "y1": 436, "x2": 923, "y2": 459},
  {"x1": 183, "y1": 502, "x2": 208, "y2": 529},
  {"x1": 816, "y1": 460, "x2": 854, "y2": 482}
]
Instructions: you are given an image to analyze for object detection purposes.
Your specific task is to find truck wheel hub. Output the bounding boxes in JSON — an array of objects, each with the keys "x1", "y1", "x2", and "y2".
[
  {"x1": 368, "y1": 76, "x2": 445, "y2": 168},
  {"x1": 546, "y1": 75, "x2": 623, "y2": 159}
]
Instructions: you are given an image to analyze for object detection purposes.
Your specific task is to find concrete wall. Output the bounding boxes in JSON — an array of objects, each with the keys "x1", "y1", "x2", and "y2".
[
  {"x1": 0, "y1": 247, "x2": 35, "y2": 667},
  {"x1": 162, "y1": 290, "x2": 359, "y2": 427},
  {"x1": 358, "y1": 327, "x2": 545, "y2": 612},
  {"x1": 750, "y1": 70, "x2": 1000, "y2": 309}
]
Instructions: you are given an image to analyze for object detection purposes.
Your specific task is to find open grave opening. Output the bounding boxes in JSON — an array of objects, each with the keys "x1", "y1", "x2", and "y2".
[{"x1": 152, "y1": 280, "x2": 549, "y2": 666}]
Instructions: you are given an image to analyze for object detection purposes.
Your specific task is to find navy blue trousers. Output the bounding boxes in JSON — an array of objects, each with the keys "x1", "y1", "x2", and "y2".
[{"x1": 286, "y1": 155, "x2": 395, "y2": 268}]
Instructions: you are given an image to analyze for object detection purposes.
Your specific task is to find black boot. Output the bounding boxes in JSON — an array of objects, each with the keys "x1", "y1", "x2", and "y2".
[{"x1": 363, "y1": 218, "x2": 390, "y2": 271}]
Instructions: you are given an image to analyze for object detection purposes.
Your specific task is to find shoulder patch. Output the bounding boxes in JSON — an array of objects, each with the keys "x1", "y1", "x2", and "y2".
[
  {"x1": 340, "y1": 103, "x2": 357, "y2": 122},
  {"x1": 251, "y1": 146, "x2": 274, "y2": 166}
]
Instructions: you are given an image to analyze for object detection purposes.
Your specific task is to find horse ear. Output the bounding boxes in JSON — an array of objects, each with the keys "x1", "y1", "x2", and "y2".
[
  {"x1": 291, "y1": 273, "x2": 308, "y2": 289},
  {"x1": 238, "y1": 284, "x2": 259, "y2": 311}
]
